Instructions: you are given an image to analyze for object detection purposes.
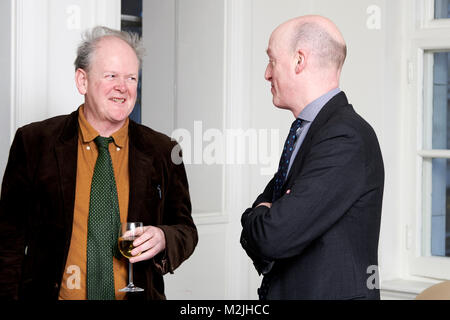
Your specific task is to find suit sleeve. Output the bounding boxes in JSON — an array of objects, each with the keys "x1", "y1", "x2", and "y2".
[
  {"x1": 241, "y1": 123, "x2": 368, "y2": 261},
  {"x1": 240, "y1": 176, "x2": 276, "y2": 274},
  {"x1": 0, "y1": 129, "x2": 29, "y2": 299},
  {"x1": 153, "y1": 142, "x2": 198, "y2": 275}
]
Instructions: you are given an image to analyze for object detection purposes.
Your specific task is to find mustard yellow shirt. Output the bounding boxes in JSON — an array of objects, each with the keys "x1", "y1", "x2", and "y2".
[{"x1": 58, "y1": 105, "x2": 129, "y2": 300}]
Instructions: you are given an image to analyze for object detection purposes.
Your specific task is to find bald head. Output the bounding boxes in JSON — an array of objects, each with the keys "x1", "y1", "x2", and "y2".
[
  {"x1": 274, "y1": 15, "x2": 347, "y2": 72},
  {"x1": 265, "y1": 15, "x2": 347, "y2": 114}
]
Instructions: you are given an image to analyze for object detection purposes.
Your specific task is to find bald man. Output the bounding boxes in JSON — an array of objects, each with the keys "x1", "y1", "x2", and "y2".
[{"x1": 240, "y1": 15, "x2": 384, "y2": 300}]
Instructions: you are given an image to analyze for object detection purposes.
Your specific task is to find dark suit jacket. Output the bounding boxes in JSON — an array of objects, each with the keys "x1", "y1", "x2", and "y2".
[
  {"x1": 241, "y1": 92, "x2": 384, "y2": 300},
  {"x1": 0, "y1": 109, "x2": 198, "y2": 300}
]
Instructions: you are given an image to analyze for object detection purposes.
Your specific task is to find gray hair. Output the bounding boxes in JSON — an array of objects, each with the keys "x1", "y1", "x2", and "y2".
[
  {"x1": 291, "y1": 22, "x2": 347, "y2": 71},
  {"x1": 74, "y1": 26, "x2": 144, "y2": 71}
]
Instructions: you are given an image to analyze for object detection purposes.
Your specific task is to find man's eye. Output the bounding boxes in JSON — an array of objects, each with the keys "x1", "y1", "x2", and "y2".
[{"x1": 106, "y1": 74, "x2": 115, "y2": 79}]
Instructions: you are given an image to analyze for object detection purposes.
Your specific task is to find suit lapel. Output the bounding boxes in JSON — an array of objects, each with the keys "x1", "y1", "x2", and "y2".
[{"x1": 284, "y1": 92, "x2": 349, "y2": 187}]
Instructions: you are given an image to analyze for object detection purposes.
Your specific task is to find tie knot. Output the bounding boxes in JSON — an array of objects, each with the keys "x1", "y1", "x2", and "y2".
[
  {"x1": 290, "y1": 118, "x2": 302, "y2": 132},
  {"x1": 94, "y1": 136, "x2": 114, "y2": 150}
]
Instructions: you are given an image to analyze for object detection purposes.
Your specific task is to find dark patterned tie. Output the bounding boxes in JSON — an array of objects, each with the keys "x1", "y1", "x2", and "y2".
[
  {"x1": 86, "y1": 136, "x2": 121, "y2": 300},
  {"x1": 272, "y1": 118, "x2": 302, "y2": 202}
]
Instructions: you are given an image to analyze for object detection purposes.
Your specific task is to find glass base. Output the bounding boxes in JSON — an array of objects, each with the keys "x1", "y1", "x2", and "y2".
[{"x1": 119, "y1": 283, "x2": 144, "y2": 293}]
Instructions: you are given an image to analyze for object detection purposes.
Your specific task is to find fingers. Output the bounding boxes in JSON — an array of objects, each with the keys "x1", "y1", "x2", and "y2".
[
  {"x1": 129, "y1": 245, "x2": 162, "y2": 263},
  {"x1": 131, "y1": 226, "x2": 152, "y2": 247},
  {"x1": 128, "y1": 226, "x2": 166, "y2": 263},
  {"x1": 257, "y1": 202, "x2": 272, "y2": 208}
]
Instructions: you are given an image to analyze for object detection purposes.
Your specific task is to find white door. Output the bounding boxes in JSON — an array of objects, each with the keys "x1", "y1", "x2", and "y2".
[{"x1": 141, "y1": 0, "x2": 257, "y2": 299}]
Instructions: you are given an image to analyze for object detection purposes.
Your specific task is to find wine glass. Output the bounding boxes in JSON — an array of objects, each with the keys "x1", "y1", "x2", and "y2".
[{"x1": 118, "y1": 222, "x2": 145, "y2": 292}]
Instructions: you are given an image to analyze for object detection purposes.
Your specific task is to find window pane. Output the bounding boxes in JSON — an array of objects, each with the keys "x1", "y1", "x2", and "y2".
[
  {"x1": 435, "y1": 0, "x2": 450, "y2": 19},
  {"x1": 121, "y1": 0, "x2": 142, "y2": 17},
  {"x1": 432, "y1": 52, "x2": 450, "y2": 149},
  {"x1": 431, "y1": 158, "x2": 450, "y2": 256},
  {"x1": 429, "y1": 51, "x2": 450, "y2": 257}
]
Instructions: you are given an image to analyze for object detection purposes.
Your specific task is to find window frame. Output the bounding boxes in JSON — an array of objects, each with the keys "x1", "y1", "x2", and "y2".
[
  {"x1": 421, "y1": 0, "x2": 450, "y2": 28},
  {"x1": 409, "y1": 0, "x2": 450, "y2": 279}
]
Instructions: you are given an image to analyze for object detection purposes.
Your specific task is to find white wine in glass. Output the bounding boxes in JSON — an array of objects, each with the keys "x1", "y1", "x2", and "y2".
[{"x1": 118, "y1": 222, "x2": 145, "y2": 292}]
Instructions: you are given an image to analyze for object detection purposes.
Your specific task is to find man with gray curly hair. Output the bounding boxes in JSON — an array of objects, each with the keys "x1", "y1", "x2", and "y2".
[
  {"x1": 0, "y1": 26, "x2": 198, "y2": 300},
  {"x1": 75, "y1": 26, "x2": 145, "y2": 71}
]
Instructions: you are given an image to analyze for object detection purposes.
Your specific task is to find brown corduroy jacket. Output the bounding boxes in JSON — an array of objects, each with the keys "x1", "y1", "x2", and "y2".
[{"x1": 0, "y1": 109, "x2": 198, "y2": 300}]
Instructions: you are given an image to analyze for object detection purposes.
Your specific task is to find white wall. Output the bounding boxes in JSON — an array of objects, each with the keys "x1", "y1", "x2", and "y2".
[
  {"x1": 0, "y1": 0, "x2": 12, "y2": 184},
  {"x1": 142, "y1": 0, "x2": 255, "y2": 300}
]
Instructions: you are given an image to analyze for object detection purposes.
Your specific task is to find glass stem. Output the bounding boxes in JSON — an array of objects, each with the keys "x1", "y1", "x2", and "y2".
[{"x1": 129, "y1": 261, "x2": 134, "y2": 286}]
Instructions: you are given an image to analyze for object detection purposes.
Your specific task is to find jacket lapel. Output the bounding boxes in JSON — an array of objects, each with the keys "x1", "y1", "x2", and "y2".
[{"x1": 284, "y1": 92, "x2": 349, "y2": 187}]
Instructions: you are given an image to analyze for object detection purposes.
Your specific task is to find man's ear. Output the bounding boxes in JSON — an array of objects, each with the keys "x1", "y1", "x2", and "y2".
[
  {"x1": 75, "y1": 68, "x2": 88, "y2": 95},
  {"x1": 295, "y1": 50, "x2": 306, "y2": 74}
]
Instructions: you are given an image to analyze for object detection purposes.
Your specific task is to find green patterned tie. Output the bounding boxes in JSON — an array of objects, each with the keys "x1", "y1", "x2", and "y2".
[{"x1": 86, "y1": 136, "x2": 121, "y2": 300}]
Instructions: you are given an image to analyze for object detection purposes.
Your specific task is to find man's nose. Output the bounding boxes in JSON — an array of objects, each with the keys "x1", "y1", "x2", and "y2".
[
  {"x1": 264, "y1": 64, "x2": 272, "y2": 81},
  {"x1": 114, "y1": 79, "x2": 127, "y2": 92}
]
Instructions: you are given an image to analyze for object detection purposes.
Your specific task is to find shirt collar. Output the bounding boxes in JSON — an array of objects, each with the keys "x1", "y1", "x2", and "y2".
[
  {"x1": 78, "y1": 104, "x2": 129, "y2": 148},
  {"x1": 298, "y1": 88, "x2": 341, "y2": 123},
  {"x1": 111, "y1": 118, "x2": 129, "y2": 148}
]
